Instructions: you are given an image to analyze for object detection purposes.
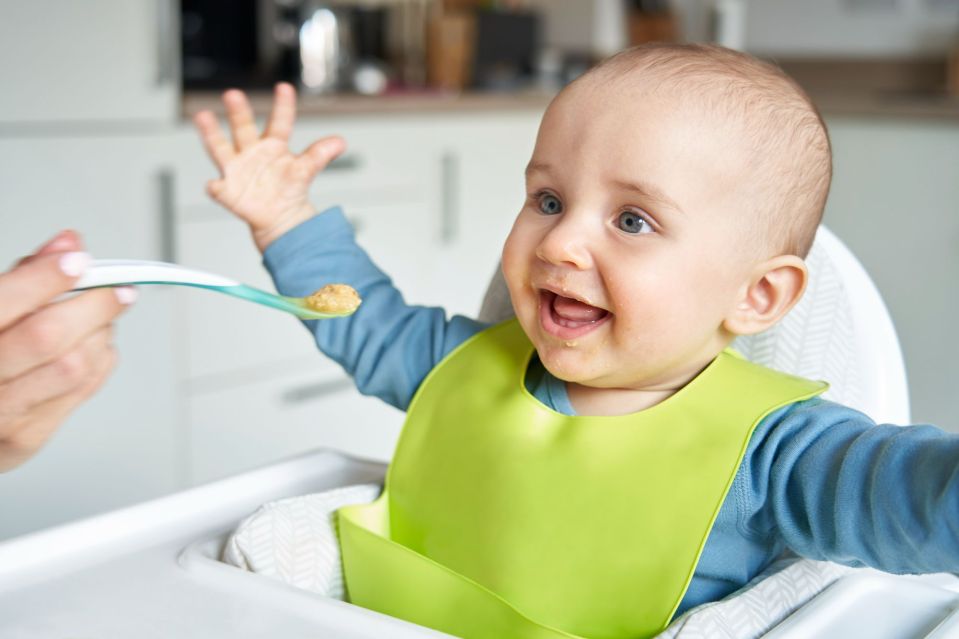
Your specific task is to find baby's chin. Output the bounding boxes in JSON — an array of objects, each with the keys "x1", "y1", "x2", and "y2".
[{"x1": 533, "y1": 342, "x2": 609, "y2": 385}]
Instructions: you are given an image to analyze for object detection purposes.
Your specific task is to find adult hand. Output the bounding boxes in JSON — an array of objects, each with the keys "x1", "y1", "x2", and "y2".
[{"x1": 0, "y1": 231, "x2": 136, "y2": 471}]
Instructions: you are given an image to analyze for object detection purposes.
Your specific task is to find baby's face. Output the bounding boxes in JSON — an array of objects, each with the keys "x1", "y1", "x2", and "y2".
[{"x1": 502, "y1": 82, "x2": 759, "y2": 392}]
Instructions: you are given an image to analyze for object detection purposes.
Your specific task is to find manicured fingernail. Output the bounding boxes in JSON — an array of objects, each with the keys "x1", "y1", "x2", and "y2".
[
  {"x1": 41, "y1": 230, "x2": 74, "y2": 252},
  {"x1": 59, "y1": 251, "x2": 91, "y2": 277},
  {"x1": 114, "y1": 286, "x2": 138, "y2": 305},
  {"x1": 46, "y1": 234, "x2": 74, "y2": 251}
]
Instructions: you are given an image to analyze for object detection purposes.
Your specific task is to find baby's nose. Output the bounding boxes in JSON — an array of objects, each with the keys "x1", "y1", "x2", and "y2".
[{"x1": 535, "y1": 219, "x2": 593, "y2": 270}]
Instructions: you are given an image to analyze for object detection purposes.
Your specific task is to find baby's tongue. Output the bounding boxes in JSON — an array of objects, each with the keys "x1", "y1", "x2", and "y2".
[{"x1": 552, "y1": 294, "x2": 605, "y2": 322}]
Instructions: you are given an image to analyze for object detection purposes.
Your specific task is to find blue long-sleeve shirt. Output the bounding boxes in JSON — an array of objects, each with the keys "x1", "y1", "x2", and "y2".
[{"x1": 263, "y1": 207, "x2": 959, "y2": 616}]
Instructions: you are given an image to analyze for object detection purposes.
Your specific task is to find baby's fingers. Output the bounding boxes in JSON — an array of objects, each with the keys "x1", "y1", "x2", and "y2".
[
  {"x1": 264, "y1": 82, "x2": 297, "y2": 141},
  {"x1": 194, "y1": 110, "x2": 235, "y2": 171},
  {"x1": 296, "y1": 136, "x2": 347, "y2": 179},
  {"x1": 223, "y1": 89, "x2": 260, "y2": 151},
  {"x1": 206, "y1": 178, "x2": 227, "y2": 202}
]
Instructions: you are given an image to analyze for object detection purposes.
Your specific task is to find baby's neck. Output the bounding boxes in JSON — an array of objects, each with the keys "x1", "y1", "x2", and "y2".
[
  {"x1": 566, "y1": 383, "x2": 678, "y2": 416},
  {"x1": 564, "y1": 357, "x2": 717, "y2": 416}
]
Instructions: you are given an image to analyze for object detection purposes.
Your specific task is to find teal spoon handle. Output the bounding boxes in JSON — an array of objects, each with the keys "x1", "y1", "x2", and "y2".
[{"x1": 72, "y1": 259, "x2": 354, "y2": 320}]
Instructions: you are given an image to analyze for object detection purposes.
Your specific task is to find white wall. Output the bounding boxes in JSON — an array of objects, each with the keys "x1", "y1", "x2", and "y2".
[
  {"x1": 744, "y1": 0, "x2": 959, "y2": 57},
  {"x1": 673, "y1": 0, "x2": 959, "y2": 56}
]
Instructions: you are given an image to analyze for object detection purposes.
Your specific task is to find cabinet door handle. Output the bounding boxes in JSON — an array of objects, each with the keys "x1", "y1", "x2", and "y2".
[
  {"x1": 156, "y1": 0, "x2": 177, "y2": 87},
  {"x1": 440, "y1": 151, "x2": 459, "y2": 245},
  {"x1": 327, "y1": 155, "x2": 361, "y2": 172},
  {"x1": 157, "y1": 168, "x2": 176, "y2": 262},
  {"x1": 280, "y1": 377, "x2": 353, "y2": 405}
]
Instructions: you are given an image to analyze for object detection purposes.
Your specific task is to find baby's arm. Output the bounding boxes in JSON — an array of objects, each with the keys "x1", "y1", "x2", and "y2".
[
  {"x1": 262, "y1": 208, "x2": 486, "y2": 410},
  {"x1": 193, "y1": 84, "x2": 487, "y2": 409},
  {"x1": 751, "y1": 400, "x2": 959, "y2": 573}
]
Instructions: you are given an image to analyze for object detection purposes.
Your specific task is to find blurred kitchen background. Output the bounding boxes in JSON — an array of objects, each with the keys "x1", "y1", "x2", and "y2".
[{"x1": 1, "y1": 0, "x2": 958, "y2": 539}]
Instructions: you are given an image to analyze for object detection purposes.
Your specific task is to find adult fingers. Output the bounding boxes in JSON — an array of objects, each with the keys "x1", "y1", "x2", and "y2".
[
  {"x1": 0, "y1": 326, "x2": 114, "y2": 439},
  {"x1": 223, "y1": 89, "x2": 260, "y2": 151},
  {"x1": 0, "y1": 251, "x2": 91, "y2": 331},
  {"x1": 193, "y1": 110, "x2": 236, "y2": 171},
  {"x1": 0, "y1": 286, "x2": 134, "y2": 382},
  {"x1": 11, "y1": 230, "x2": 82, "y2": 269},
  {"x1": 263, "y1": 82, "x2": 297, "y2": 141},
  {"x1": 0, "y1": 341, "x2": 116, "y2": 472},
  {"x1": 33, "y1": 230, "x2": 82, "y2": 257},
  {"x1": 295, "y1": 136, "x2": 347, "y2": 179}
]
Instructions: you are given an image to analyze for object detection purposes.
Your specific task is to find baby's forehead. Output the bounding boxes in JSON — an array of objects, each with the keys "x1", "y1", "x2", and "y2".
[
  {"x1": 564, "y1": 67, "x2": 762, "y2": 129},
  {"x1": 541, "y1": 77, "x2": 752, "y2": 169},
  {"x1": 533, "y1": 93, "x2": 756, "y2": 222}
]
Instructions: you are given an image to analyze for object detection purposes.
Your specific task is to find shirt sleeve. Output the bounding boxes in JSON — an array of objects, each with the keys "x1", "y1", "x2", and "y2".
[
  {"x1": 743, "y1": 398, "x2": 959, "y2": 574},
  {"x1": 261, "y1": 206, "x2": 488, "y2": 411}
]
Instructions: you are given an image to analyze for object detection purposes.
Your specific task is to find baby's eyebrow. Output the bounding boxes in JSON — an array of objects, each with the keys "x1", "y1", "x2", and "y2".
[
  {"x1": 524, "y1": 161, "x2": 550, "y2": 179},
  {"x1": 611, "y1": 178, "x2": 685, "y2": 215}
]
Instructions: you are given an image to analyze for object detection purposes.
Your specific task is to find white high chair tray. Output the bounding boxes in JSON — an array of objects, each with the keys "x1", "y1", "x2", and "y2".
[
  {"x1": 2, "y1": 448, "x2": 959, "y2": 639},
  {"x1": 765, "y1": 571, "x2": 959, "y2": 639},
  {"x1": 0, "y1": 449, "x2": 451, "y2": 639}
]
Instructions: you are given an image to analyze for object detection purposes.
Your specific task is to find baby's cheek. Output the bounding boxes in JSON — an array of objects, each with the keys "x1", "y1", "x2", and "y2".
[
  {"x1": 501, "y1": 227, "x2": 524, "y2": 267},
  {"x1": 500, "y1": 238, "x2": 529, "y2": 294}
]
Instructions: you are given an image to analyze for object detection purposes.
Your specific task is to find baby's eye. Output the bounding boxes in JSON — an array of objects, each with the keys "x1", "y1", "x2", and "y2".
[
  {"x1": 536, "y1": 192, "x2": 563, "y2": 215},
  {"x1": 617, "y1": 211, "x2": 653, "y2": 234}
]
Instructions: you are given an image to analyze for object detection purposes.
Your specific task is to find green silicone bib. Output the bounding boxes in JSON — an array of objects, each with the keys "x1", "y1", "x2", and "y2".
[{"x1": 338, "y1": 319, "x2": 826, "y2": 638}]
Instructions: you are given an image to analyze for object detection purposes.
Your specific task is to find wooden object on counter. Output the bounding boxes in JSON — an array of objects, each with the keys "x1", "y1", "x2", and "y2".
[
  {"x1": 182, "y1": 89, "x2": 554, "y2": 118},
  {"x1": 949, "y1": 48, "x2": 959, "y2": 97},
  {"x1": 776, "y1": 57, "x2": 948, "y2": 95},
  {"x1": 440, "y1": 0, "x2": 479, "y2": 10},
  {"x1": 426, "y1": 10, "x2": 476, "y2": 90},
  {"x1": 627, "y1": 8, "x2": 680, "y2": 45},
  {"x1": 772, "y1": 57, "x2": 959, "y2": 121}
]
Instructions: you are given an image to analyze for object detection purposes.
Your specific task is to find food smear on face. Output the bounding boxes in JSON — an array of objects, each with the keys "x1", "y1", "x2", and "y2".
[{"x1": 305, "y1": 284, "x2": 361, "y2": 314}]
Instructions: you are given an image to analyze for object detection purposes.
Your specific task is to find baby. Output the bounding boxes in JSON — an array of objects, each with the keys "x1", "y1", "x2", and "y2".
[{"x1": 194, "y1": 44, "x2": 959, "y2": 639}]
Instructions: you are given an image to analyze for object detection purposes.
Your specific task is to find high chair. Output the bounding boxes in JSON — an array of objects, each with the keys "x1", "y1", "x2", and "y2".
[{"x1": 2, "y1": 225, "x2": 956, "y2": 639}]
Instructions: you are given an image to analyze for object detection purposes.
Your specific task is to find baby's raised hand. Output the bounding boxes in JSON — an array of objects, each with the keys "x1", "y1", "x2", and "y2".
[{"x1": 193, "y1": 83, "x2": 346, "y2": 252}]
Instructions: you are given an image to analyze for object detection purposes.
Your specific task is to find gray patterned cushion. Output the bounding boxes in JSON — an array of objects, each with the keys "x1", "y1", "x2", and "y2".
[{"x1": 222, "y1": 483, "x2": 381, "y2": 600}]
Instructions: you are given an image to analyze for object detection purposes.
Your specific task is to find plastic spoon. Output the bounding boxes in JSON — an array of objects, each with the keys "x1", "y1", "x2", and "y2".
[{"x1": 72, "y1": 259, "x2": 360, "y2": 320}]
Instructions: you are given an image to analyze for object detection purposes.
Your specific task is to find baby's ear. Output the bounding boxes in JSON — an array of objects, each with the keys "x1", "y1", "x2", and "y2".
[{"x1": 723, "y1": 255, "x2": 807, "y2": 336}]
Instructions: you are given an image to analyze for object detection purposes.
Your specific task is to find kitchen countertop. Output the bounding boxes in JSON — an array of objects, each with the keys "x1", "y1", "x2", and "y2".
[
  {"x1": 777, "y1": 57, "x2": 959, "y2": 121},
  {"x1": 182, "y1": 89, "x2": 556, "y2": 119},
  {"x1": 182, "y1": 58, "x2": 959, "y2": 122},
  {"x1": 805, "y1": 91, "x2": 959, "y2": 120}
]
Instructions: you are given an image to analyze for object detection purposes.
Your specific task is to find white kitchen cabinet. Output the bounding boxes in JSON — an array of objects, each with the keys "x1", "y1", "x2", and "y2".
[
  {"x1": 0, "y1": 0, "x2": 178, "y2": 125},
  {"x1": 175, "y1": 199, "x2": 433, "y2": 385},
  {"x1": 174, "y1": 120, "x2": 429, "y2": 212},
  {"x1": 0, "y1": 134, "x2": 182, "y2": 539},
  {"x1": 428, "y1": 112, "x2": 541, "y2": 317},
  {"x1": 188, "y1": 367, "x2": 403, "y2": 483},
  {"x1": 172, "y1": 120, "x2": 437, "y2": 385},
  {"x1": 173, "y1": 118, "x2": 438, "y2": 481}
]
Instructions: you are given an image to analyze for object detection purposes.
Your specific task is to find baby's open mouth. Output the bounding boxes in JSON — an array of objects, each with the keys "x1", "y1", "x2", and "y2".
[{"x1": 539, "y1": 290, "x2": 610, "y2": 339}]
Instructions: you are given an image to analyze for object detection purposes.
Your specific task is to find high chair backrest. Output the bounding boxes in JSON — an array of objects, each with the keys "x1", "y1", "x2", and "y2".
[{"x1": 478, "y1": 225, "x2": 910, "y2": 425}]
